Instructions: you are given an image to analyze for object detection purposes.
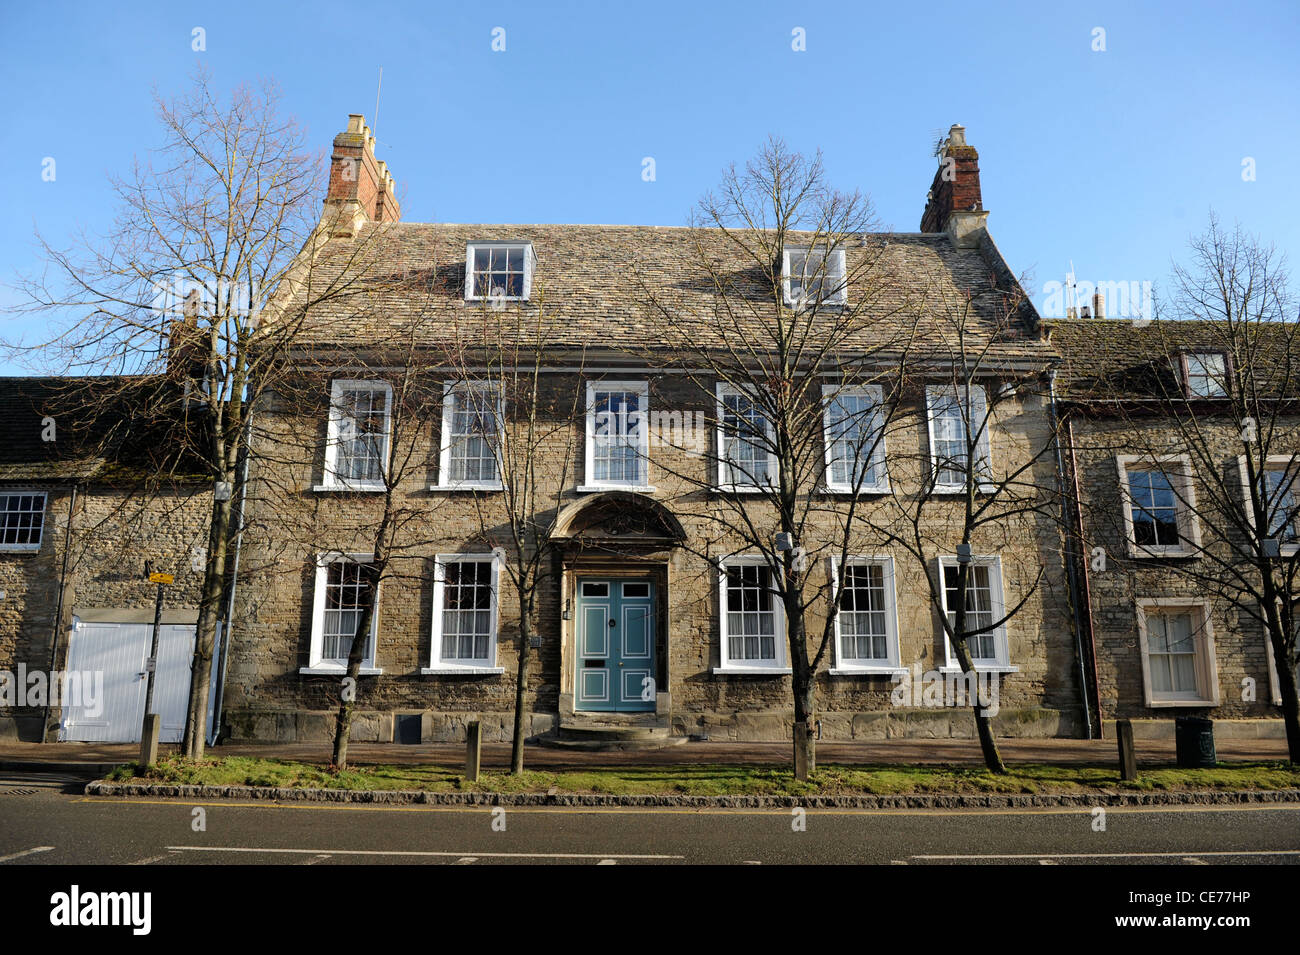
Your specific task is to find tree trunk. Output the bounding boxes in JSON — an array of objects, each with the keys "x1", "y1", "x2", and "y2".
[
  {"x1": 951, "y1": 637, "x2": 1006, "y2": 773},
  {"x1": 788, "y1": 602, "x2": 815, "y2": 779},
  {"x1": 510, "y1": 590, "x2": 532, "y2": 775},
  {"x1": 1265, "y1": 621, "x2": 1300, "y2": 763},
  {"x1": 182, "y1": 487, "x2": 234, "y2": 759},
  {"x1": 331, "y1": 577, "x2": 378, "y2": 772}
]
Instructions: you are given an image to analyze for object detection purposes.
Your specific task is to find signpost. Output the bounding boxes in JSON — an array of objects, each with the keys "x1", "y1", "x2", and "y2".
[{"x1": 139, "y1": 564, "x2": 172, "y2": 766}]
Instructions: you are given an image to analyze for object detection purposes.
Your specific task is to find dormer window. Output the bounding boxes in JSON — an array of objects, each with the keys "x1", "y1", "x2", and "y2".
[
  {"x1": 465, "y1": 241, "x2": 536, "y2": 302},
  {"x1": 782, "y1": 247, "x2": 846, "y2": 306},
  {"x1": 1179, "y1": 352, "x2": 1228, "y2": 398}
]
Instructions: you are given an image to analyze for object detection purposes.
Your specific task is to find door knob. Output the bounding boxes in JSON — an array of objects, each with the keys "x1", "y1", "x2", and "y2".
[{"x1": 609, "y1": 619, "x2": 616, "y2": 628}]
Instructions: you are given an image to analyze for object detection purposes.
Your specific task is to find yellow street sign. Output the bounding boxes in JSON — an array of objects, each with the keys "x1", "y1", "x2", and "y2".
[{"x1": 148, "y1": 572, "x2": 174, "y2": 585}]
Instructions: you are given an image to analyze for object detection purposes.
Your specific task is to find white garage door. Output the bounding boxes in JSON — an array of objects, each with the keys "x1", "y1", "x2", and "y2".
[{"x1": 60, "y1": 619, "x2": 196, "y2": 743}]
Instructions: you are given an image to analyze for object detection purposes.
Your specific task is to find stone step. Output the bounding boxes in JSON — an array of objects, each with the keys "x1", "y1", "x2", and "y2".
[{"x1": 557, "y1": 722, "x2": 668, "y2": 742}]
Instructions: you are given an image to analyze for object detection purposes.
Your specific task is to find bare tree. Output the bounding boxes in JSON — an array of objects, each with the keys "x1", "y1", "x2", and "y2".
[
  {"x1": 1059, "y1": 217, "x2": 1299, "y2": 762},
  {"x1": 853, "y1": 268, "x2": 1063, "y2": 774},
  {"x1": 443, "y1": 287, "x2": 585, "y2": 774},
  {"x1": 5, "y1": 72, "x2": 395, "y2": 758},
  {"x1": 638, "y1": 137, "x2": 921, "y2": 777}
]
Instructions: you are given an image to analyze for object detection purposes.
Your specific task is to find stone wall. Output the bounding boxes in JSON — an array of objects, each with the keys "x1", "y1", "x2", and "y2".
[
  {"x1": 0, "y1": 484, "x2": 211, "y2": 740},
  {"x1": 222, "y1": 371, "x2": 1084, "y2": 742},
  {"x1": 1068, "y1": 412, "x2": 1296, "y2": 728}
]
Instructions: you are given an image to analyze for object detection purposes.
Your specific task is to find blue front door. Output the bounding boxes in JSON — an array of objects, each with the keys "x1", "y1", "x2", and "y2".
[{"x1": 575, "y1": 578, "x2": 656, "y2": 712}]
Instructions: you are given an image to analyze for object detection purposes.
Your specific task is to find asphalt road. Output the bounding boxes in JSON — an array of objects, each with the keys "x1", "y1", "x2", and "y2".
[{"x1": 1, "y1": 770, "x2": 1298, "y2": 866}]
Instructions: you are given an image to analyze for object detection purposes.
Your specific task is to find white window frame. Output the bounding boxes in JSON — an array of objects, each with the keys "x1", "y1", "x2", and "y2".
[
  {"x1": 1238, "y1": 454, "x2": 1300, "y2": 557},
  {"x1": 302, "y1": 551, "x2": 382, "y2": 675},
  {"x1": 715, "y1": 555, "x2": 790, "y2": 674},
  {"x1": 937, "y1": 555, "x2": 1016, "y2": 672},
  {"x1": 320, "y1": 379, "x2": 392, "y2": 492},
  {"x1": 821, "y1": 384, "x2": 888, "y2": 493},
  {"x1": 1135, "y1": 597, "x2": 1220, "y2": 707},
  {"x1": 925, "y1": 384, "x2": 994, "y2": 494},
  {"x1": 715, "y1": 383, "x2": 779, "y2": 492},
  {"x1": 0, "y1": 489, "x2": 47, "y2": 552},
  {"x1": 1179, "y1": 351, "x2": 1229, "y2": 399},
  {"x1": 782, "y1": 246, "x2": 847, "y2": 307},
  {"x1": 580, "y1": 380, "x2": 653, "y2": 492},
  {"x1": 829, "y1": 556, "x2": 904, "y2": 675},
  {"x1": 423, "y1": 553, "x2": 505, "y2": 675},
  {"x1": 464, "y1": 241, "x2": 536, "y2": 302},
  {"x1": 1116, "y1": 454, "x2": 1201, "y2": 558},
  {"x1": 434, "y1": 382, "x2": 505, "y2": 491}
]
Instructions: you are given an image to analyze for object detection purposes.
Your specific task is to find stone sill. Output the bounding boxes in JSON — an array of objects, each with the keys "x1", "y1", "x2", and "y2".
[
  {"x1": 829, "y1": 667, "x2": 909, "y2": 677},
  {"x1": 712, "y1": 666, "x2": 792, "y2": 676},
  {"x1": 420, "y1": 666, "x2": 506, "y2": 676},
  {"x1": 311, "y1": 484, "x2": 384, "y2": 494},
  {"x1": 937, "y1": 665, "x2": 1020, "y2": 674},
  {"x1": 575, "y1": 485, "x2": 656, "y2": 494},
  {"x1": 1144, "y1": 698, "x2": 1220, "y2": 708},
  {"x1": 931, "y1": 483, "x2": 999, "y2": 496},
  {"x1": 299, "y1": 666, "x2": 383, "y2": 676},
  {"x1": 426, "y1": 483, "x2": 504, "y2": 493}
]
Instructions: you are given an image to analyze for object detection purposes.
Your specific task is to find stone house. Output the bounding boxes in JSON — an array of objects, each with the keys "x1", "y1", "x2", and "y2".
[
  {"x1": 1049, "y1": 318, "x2": 1298, "y2": 741},
  {"x1": 218, "y1": 117, "x2": 1089, "y2": 744}
]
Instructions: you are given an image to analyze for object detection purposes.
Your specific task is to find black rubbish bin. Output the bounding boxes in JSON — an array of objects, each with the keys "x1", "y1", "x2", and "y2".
[{"x1": 1174, "y1": 716, "x2": 1216, "y2": 768}]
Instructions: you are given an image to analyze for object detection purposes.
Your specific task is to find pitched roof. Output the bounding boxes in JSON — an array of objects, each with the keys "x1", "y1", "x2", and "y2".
[
  {"x1": 282, "y1": 222, "x2": 1051, "y2": 368},
  {"x1": 1046, "y1": 318, "x2": 1300, "y2": 401},
  {"x1": 0, "y1": 376, "x2": 207, "y2": 484}
]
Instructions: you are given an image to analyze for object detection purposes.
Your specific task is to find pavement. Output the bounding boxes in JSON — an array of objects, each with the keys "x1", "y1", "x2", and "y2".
[{"x1": 0, "y1": 736, "x2": 1290, "y2": 772}]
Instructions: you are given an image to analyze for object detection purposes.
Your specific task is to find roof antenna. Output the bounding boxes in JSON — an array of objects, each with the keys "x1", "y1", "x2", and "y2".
[
  {"x1": 1065, "y1": 260, "x2": 1077, "y2": 319},
  {"x1": 372, "y1": 66, "x2": 383, "y2": 141}
]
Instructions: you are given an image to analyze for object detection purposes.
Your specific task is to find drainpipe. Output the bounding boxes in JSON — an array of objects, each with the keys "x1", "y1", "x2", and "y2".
[
  {"x1": 1048, "y1": 371, "x2": 1095, "y2": 739},
  {"x1": 1066, "y1": 416, "x2": 1103, "y2": 737},
  {"x1": 43, "y1": 482, "x2": 79, "y2": 741},
  {"x1": 209, "y1": 412, "x2": 253, "y2": 746}
]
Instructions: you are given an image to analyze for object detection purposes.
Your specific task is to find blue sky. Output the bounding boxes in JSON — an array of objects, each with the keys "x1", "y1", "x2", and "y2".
[{"x1": 2, "y1": 0, "x2": 1296, "y2": 372}]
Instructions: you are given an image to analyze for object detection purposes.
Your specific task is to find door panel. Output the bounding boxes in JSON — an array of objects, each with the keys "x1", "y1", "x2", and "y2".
[{"x1": 575, "y1": 578, "x2": 655, "y2": 713}]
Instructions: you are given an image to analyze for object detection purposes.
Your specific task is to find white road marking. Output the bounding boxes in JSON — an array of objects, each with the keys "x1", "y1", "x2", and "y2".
[
  {"x1": 165, "y1": 846, "x2": 683, "y2": 860},
  {"x1": 454, "y1": 857, "x2": 478, "y2": 864},
  {"x1": 0, "y1": 846, "x2": 55, "y2": 863},
  {"x1": 302, "y1": 854, "x2": 331, "y2": 865},
  {"x1": 1037, "y1": 859, "x2": 1059, "y2": 865},
  {"x1": 1182, "y1": 856, "x2": 1208, "y2": 865},
  {"x1": 130, "y1": 851, "x2": 180, "y2": 865},
  {"x1": 742, "y1": 860, "x2": 762, "y2": 865},
  {"x1": 913, "y1": 849, "x2": 1300, "y2": 861}
]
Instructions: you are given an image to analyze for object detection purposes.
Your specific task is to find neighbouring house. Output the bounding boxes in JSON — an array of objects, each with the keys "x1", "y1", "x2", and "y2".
[
  {"x1": 0, "y1": 376, "x2": 215, "y2": 743},
  {"x1": 1049, "y1": 317, "x2": 1298, "y2": 741}
]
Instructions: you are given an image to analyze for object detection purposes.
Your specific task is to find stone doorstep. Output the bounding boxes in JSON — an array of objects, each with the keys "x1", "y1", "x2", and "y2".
[{"x1": 1103, "y1": 718, "x2": 1287, "y2": 741}]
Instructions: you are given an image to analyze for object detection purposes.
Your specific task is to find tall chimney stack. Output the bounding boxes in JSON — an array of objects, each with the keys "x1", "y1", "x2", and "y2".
[
  {"x1": 920, "y1": 124, "x2": 988, "y2": 247},
  {"x1": 323, "y1": 114, "x2": 401, "y2": 237},
  {"x1": 1092, "y1": 291, "x2": 1105, "y2": 320}
]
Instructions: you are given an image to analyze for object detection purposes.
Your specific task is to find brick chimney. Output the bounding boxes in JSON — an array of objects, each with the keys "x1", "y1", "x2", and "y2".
[
  {"x1": 323, "y1": 114, "x2": 400, "y2": 237},
  {"x1": 920, "y1": 124, "x2": 988, "y2": 247}
]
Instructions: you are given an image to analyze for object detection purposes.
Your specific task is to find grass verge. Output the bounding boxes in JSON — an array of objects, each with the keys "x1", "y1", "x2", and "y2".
[{"x1": 104, "y1": 756, "x2": 1300, "y2": 797}]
